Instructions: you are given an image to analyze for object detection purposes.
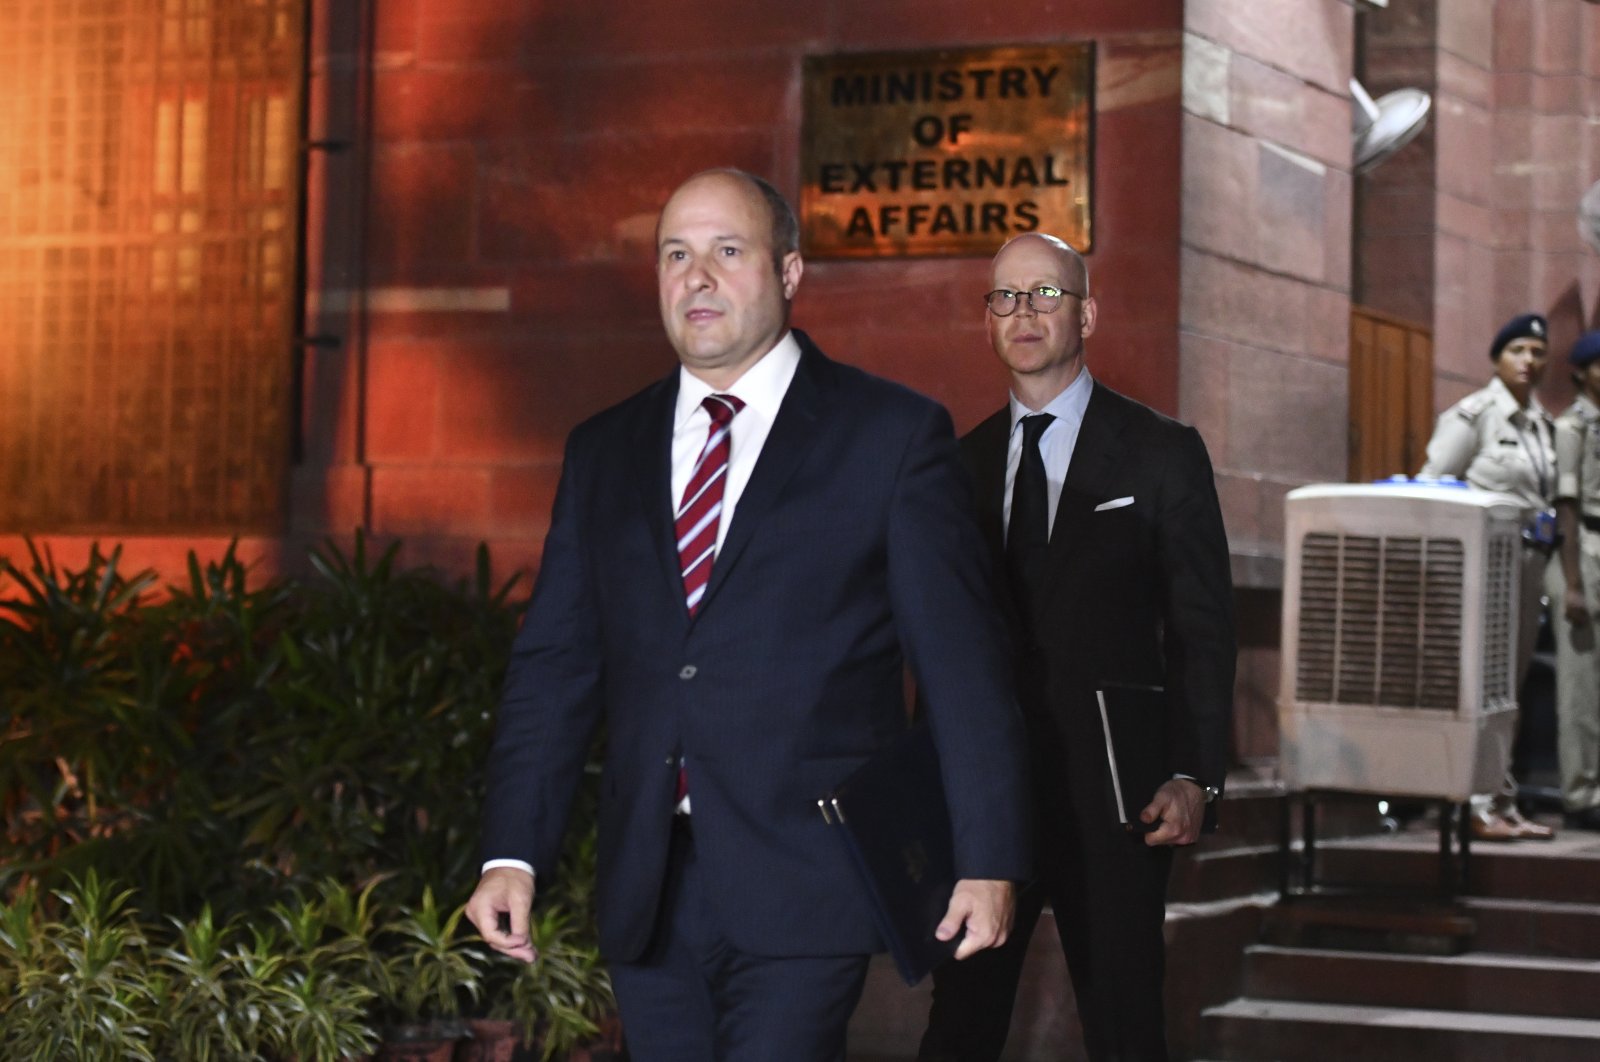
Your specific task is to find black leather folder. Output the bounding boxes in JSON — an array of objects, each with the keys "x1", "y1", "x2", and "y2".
[
  {"x1": 819, "y1": 723, "x2": 959, "y2": 986},
  {"x1": 1095, "y1": 683, "x2": 1168, "y2": 832}
]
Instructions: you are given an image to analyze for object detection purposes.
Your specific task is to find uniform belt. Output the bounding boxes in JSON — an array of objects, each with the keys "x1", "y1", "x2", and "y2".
[{"x1": 1524, "y1": 535, "x2": 1561, "y2": 557}]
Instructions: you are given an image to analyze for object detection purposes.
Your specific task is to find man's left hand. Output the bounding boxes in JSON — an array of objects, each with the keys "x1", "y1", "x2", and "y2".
[
  {"x1": 936, "y1": 878, "x2": 1016, "y2": 959},
  {"x1": 1140, "y1": 778, "x2": 1205, "y2": 846}
]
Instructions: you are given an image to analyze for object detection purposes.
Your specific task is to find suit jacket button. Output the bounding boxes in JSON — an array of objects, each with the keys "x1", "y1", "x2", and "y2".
[{"x1": 679, "y1": 665, "x2": 697, "y2": 680}]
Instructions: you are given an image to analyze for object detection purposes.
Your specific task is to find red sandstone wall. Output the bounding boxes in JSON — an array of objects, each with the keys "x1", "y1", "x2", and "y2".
[
  {"x1": 1489, "y1": 0, "x2": 1600, "y2": 412},
  {"x1": 1178, "y1": 0, "x2": 1356, "y2": 764},
  {"x1": 1180, "y1": 0, "x2": 1356, "y2": 587},
  {"x1": 291, "y1": 0, "x2": 1186, "y2": 578},
  {"x1": 1359, "y1": 0, "x2": 1600, "y2": 412},
  {"x1": 1356, "y1": 0, "x2": 1441, "y2": 330}
]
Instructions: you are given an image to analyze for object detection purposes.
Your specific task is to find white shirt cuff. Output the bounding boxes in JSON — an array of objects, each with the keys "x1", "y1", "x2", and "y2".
[{"x1": 482, "y1": 858, "x2": 535, "y2": 878}]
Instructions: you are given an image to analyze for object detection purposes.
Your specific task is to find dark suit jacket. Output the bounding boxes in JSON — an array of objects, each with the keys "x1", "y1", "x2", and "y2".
[
  {"x1": 962, "y1": 381, "x2": 1235, "y2": 822},
  {"x1": 482, "y1": 331, "x2": 1032, "y2": 962}
]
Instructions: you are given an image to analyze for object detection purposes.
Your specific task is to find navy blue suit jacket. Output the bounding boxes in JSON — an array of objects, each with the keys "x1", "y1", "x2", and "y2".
[{"x1": 482, "y1": 332, "x2": 1032, "y2": 962}]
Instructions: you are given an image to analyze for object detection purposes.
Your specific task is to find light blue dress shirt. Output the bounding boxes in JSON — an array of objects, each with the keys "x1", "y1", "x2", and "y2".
[{"x1": 1003, "y1": 367, "x2": 1094, "y2": 541}]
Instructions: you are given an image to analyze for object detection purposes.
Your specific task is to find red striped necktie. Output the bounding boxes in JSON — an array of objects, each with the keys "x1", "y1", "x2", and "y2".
[
  {"x1": 677, "y1": 392, "x2": 745, "y2": 615},
  {"x1": 674, "y1": 393, "x2": 743, "y2": 805}
]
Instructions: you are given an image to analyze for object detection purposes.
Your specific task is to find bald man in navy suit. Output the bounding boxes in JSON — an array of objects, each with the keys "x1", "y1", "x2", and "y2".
[{"x1": 465, "y1": 170, "x2": 1033, "y2": 1062}]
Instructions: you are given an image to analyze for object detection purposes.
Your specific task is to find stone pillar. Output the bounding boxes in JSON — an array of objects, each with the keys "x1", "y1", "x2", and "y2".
[{"x1": 1180, "y1": 0, "x2": 1356, "y2": 762}]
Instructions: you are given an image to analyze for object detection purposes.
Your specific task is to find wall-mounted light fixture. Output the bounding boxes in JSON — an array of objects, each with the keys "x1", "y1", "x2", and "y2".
[{"x1": 1351, "y1": 77, "x2": 1431, "y2": 174}]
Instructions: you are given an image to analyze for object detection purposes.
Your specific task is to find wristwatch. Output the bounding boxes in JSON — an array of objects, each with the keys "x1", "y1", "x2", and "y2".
[{"x1": 1201, "y1": 784, "x2": 1221, "y2": 804}]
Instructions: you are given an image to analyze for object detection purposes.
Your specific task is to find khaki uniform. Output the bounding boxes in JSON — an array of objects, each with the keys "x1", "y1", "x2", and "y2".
[
  {"x1": 1553, "y1": 393, "x2": 1600, "y2": 813},
  {"x1": 1421, "y1": 376, "x2": 1558, "y2": 684},
  {"x1": 1422, "y1": 376, "x2": 1557, "y2": 512}
]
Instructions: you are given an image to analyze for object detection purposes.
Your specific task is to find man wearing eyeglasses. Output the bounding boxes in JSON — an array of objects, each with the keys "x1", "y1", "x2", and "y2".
[{"x1": 918, "y1": 233, "x2": 1236, "y2": 1062}]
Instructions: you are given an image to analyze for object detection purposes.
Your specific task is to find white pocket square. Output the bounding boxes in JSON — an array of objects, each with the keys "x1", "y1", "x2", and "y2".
[{"x1": 1094, "y1": 496, "x2": 1135, "y2": 512}]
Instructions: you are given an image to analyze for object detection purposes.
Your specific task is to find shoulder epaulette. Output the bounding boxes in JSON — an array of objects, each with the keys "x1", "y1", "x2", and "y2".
[{"x1": 1452, "y1": 391, "x2": 1493, "y2": 422}]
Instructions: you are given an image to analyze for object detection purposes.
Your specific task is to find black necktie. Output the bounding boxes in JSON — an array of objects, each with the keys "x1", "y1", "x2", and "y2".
[{"x1": 1006, "y1": 413, "x2": 1054, "y2": 626}]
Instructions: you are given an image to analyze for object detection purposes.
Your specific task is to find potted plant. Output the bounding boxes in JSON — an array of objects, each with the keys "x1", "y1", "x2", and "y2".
[
  {"x1": 453, "y1": 1002, "x2": 521, "y2": 1062},
  {"x1": 0, "y1": 872, "x2": 162, "y2": 1061},
  {"x1": 268, "y1": 961, "x2": 381, "y2": 1062},
  {"x1": 372, "y1": 888, "x2": 482, "y2": 1061},
  {"x1": 484, "y1": 904, "x2": 616, "y2": 1062},
  {"x1": 150, "y1": 905, "x2": 271, "y2": 1061},
  {"x1": 264, "y1": 885, "x2": 381, "y2": 1062},
  {"x1": 0, "y1": 537, "x2": 628, "y2": 1061}
]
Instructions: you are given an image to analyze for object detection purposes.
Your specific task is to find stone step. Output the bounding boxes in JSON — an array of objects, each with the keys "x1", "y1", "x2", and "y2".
[
  {"x1": 1171, "y1": 843, "x2": 1281, "y2": 904},
  {"x1": 1203, "y1": 997, "x2": 1600, "y2": 1062},
  {"x1": 1314, "y1": 833, "x2": 1600, "y2": 904},
  {"x1": 1241, "y1": 943, "x2": 1600, "y2": 1019},
  {"x1": 1260, "y1": 894, "x2": 1474, "y2": 954},
  {"x1": 1467, "y1": 896, "x2": 1600, "y2": 959}
]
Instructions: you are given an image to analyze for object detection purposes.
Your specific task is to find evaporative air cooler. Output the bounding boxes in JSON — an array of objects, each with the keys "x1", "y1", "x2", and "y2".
[{"x1": 1277, "y1": 482, "x2": 1527, "y2": 801}]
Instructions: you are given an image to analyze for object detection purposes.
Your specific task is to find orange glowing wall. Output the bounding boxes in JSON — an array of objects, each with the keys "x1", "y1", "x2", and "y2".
[
  {"x1": 294, "y1": 1, "x2": 1187, "y2": 578},
  {"x1": 0, "y1": 0, "x2": 305, "y2": 578}
]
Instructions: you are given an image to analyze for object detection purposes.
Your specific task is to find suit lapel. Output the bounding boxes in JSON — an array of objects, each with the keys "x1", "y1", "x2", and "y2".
[
  {"x1": 697, "y1": 333, "x2": 828, "y2": 614},
  {"x1": 966, "y1": 410, "x2": 1010, "y2": 559},
  {"x1": 1047, "y1": 382, "x2": 1126, "y2": 577},
  {"x1": 630, "y1": 370, "x2": 686, "y2": 617}
]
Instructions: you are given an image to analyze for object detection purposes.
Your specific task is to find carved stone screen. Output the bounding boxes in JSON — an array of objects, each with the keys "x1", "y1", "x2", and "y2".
[{"x1": 0, "y1": 0, "x2": 304, "y2": 533}]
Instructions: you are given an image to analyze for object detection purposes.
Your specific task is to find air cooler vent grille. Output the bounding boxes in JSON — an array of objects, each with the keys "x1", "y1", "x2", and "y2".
[
  {"x1": 1295, "y1": 532, "x2": 1464, "y2": 710},
  {"x1": 1482, "y1": 532, "x2": 1515, "y2": 705}
]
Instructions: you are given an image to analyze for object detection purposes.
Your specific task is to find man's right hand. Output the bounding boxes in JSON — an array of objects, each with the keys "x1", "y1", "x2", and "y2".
[
  {"x1": 937, "y1": 878, "x2": 1016, "y2": 960},
  {"x1": 465, "y1": 866, "x2": 538, "y2": 962},
  {"x1": 1566, "y1": 585, "x2": 1591, "y2": 627}
]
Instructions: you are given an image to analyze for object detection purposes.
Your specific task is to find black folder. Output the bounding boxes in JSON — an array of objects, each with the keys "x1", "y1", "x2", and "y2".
[
  {"x1": 1095, "y1": 683, "x2": 1168, "y2": 833},
  {"x1": 819, "y1": 724, "x2": 959, "y2": 986}
]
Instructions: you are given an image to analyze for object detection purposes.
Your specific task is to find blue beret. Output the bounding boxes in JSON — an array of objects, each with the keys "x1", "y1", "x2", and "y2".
[
  {"x1": 1490, "y1": 313, "x2": 1548, "y2": 361},
  {"x1": 1571, "y1": 331, "x2": 1600, "y2": 368}
]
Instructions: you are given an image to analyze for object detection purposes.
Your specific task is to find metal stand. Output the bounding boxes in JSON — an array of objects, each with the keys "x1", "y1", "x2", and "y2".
[{"x1": 1279, "y1": 789, "x2": 1472, "y2": 898}]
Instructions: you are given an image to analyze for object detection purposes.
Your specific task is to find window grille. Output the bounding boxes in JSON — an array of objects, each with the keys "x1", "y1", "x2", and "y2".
[{"x1": 0, "y1": 0, "x2": 305, "y2": 532}]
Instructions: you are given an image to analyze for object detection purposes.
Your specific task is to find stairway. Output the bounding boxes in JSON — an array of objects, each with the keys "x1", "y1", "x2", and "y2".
[
  {"x1": 1201, "y1": 825, "x2": 1600, "y2": 1061},
  {"x1": 848, "y1": 771, "x2": 1314, "y2": 1061}
]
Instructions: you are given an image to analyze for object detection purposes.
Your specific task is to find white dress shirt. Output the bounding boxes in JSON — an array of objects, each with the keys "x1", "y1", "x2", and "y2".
[
  {"x1": 483, "y1": 331, "x2": 803, "y2": 880},
  {"x1": 670, "y1": 331, "x2": 802, "y2": 549},
  {"x1": 1003, "y1": 366, "x2": 1094, "y2": 541}
]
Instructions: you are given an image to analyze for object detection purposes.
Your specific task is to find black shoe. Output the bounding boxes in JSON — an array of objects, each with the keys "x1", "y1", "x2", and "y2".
[{"x1": 1562, "y1": 806, "x2": 1600, "y2": 831}]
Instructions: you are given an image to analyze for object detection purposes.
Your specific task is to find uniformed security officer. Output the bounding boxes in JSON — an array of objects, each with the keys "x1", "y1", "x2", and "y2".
[
  {"x1": 1420, "y1": 311, "x2": 1559, "y2": 841},
  {"x1": 1553, "y1": 330, "x2": 1600, "y2": 830}
]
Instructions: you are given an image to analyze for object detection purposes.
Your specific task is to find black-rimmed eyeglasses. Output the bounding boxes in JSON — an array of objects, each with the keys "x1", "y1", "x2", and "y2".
[{"x1": 983, "y1": 285, "x2": 1084, "y2": 317}]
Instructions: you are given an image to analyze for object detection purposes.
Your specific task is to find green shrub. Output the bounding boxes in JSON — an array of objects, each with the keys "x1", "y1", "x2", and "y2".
[
  {"x1": 0, "y1": 533, "x2": 530, "y2": 918},
  {"x1": 0, "y1": 873, "x2": 160, "y2": 1061},
  {"x1": 0, "y1": 535, "x2": 612, "y2": 1057}
]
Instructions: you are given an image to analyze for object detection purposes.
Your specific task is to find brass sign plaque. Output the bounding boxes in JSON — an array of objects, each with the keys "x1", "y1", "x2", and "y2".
[{"x1": 800, "y1": 43, "x2": 1094, "y2": 259}]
